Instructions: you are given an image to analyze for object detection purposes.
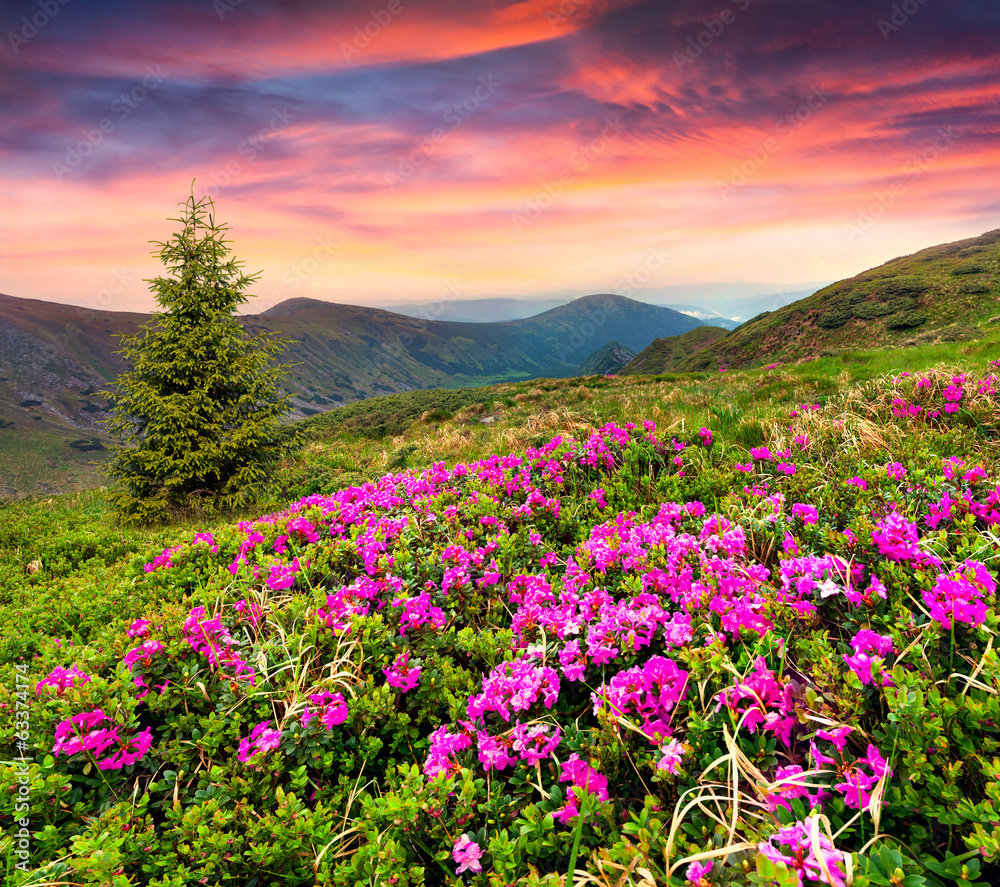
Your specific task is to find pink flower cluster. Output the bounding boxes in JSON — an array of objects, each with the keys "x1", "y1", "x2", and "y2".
[
  {"x1": 716, "y1": 657, "x2": 799, "y2": 748},
  {"x1": 183, "y1": 606, "x2": 256, "y2": 685},
  {"x1": 758, "y1": 815, "x2": 849, "y2": 887},
  {"x1": 383, "y1": 651, "x2": 422, "y2": 692},
  {"x1": 843, "y1": 629, "x2": 895, "y2": 686},
  {"x1": 36, "y1": 664, "x2": 91, "y2": 696},
  {"x1": 924, "y1": 560, "x2": 995, "y2": 629},
  {"x1": 556, "y1": 753, "x2": 609, "y2": 823},
  {"x1": 238, "y1": 721, "x2": 283, "y2": 763},
  {"x1": 592, "y1": 655, "x2": 689, "y2": 743},
  {"x1": 301, "y1": 691, "x2": 349, "y2": 730},
  {"x1": 452, "y1": 834, "x2": 483, "y2": 875},
  {"x1": 467, "y1": 657, "x2": 560, "y2": 722},
  {"x1": 53, "y1": 709, "x2": 152, "y2": 771}
]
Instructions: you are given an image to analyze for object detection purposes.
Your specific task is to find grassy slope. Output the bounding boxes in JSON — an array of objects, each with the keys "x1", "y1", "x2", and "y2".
[
  {"x1": 3, "y1": 334, "x2": 1000, "y2": 883},
  {"x1": 681, "y1": 228, "x2": 1000, "y2": 371},
  {"x1": 618, "y1": 325, "x2": 730, "y2": 375}
]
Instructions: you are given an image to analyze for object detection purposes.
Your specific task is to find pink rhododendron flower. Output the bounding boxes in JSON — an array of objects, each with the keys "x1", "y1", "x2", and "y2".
[
  {"x1": 123, "y1": 640, "x2": 165, "y2": 671},
  {"x1": 126, "y1": 619, "x2": 152, "y2": 638},
  {"x1": 766, "y1": 764, "x2": 828, "y2": 813},
  {"x1": 266, "y1": 562, "x2": 297, "y2": 591},
  {"x1": 53, "y1": 709, "x2": 151, "y2": 770},
  {"x1": 99, "y1": 728, "x2": 153, "y2": 770},
  {"x1": 871, "y1": 512, "x2": 924, "y2": 563},
  {"x1": 656, "y1": 738, "x2": 686, "y2": 774},
  {"x1": 686, "y1": 860, "x2": 712, "y2": 884},
  {"x1": 424, "y1": 725, "x2": 473, "y2": 779},
  {"x1": 477, "y1": 732, "x2": 516, "y2": 772},
  {"x1": 144, "y1": 545, "x2": 180, "y2": 572},
  {"x1": 593, "y1": 656, "x2": 689, "y2": 743},
  {"x1": 851, "y1": 629, "x2": 894, "y2": 658},
  {"x1": 36, "y1": 664, "x2": 91, "y2": 696},
  {"x1": 452, "y1": 834, "x2": 483, "y2": 875},
  {"x1": 558, "y1": 640, "x2": 587, "y2": 682},
  {"x1": 560, "y1": 753, "x2": 609, "y2": 800},
  {"x1": 716, "y1": 657, "x2": 798, "y2": 748},
  {"x1": 192, "y1": 532, "x2": 218, "y2": 552},
  {"x1": 792, "y1": 503, "x2": 819, "y2": 525},
  {"x1": 758, "y1": 816, "x2": 848, "y2": 887},
  {"x1": 391, "y1": 591, "x2": 447, "y2": 636},
  {"x1": 232, "y1": 599, "x2": 263, "y2": 627},
  {"x1": 238, "y1": 721, "x2": 283, "y2": 763},
  {"x1": 302, "y1": 691, "x2": 349, "y2": 730},
  {"x1": 512, "y1": 721, "x2": 562, "y2": 764},
  {"x1": 555, "y1": 753, "x2": 609, "y2": 823},
  {"x1": 384, "y1": 651, "x2": 422, "y2": 692},
  {"x1": 467, "y1": 657, "x2": 560, "y2": 722},
  {"x1": 816, "y1": 725, "x2": 852, "y2": 751},
  {"x1": 923, "y1": 560, "x2": 995, "y2": 628},
  {"x1": 834, "y1": 744, "x2": 891, "y2": 809}
]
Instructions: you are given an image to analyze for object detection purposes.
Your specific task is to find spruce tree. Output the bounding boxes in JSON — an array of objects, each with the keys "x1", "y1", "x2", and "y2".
[{"x1": 106, "y1": 192, "x2": 293, "y2": 524}]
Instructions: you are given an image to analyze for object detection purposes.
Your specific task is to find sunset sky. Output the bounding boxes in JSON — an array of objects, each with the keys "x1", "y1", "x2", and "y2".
[{"x1": 1, "y1": 0, "x2": 998, "y2": 314}]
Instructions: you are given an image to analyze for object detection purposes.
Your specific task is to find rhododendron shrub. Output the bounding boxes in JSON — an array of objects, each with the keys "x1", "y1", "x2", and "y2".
[{"x1": 4, "y1": 365, "x2": 1000, "y2": 885}]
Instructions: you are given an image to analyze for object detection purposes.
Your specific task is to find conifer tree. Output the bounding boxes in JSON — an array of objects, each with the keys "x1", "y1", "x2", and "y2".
[{"x1": 106, "y1": 191, "x2": 292, "y2": 524}]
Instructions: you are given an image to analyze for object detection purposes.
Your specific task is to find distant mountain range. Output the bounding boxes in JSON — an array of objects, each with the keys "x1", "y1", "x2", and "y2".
[
  {"x1": 0, "y1": 292, "x2": 701, "y2": 496},
  {"x1": 382, "y1": 297, "x2": 570, "y2": 323},
  {"x1": 377, "y1": 287, "x2": 823, "y2": 326},
  {"x1": 2, "y1": 229, "x2": 996, "y2": 497}
]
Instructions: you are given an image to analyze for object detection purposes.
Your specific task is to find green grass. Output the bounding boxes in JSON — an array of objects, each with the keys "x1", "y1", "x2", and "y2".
[{"x1": 4, "y1": 342, "x2": 1000, "y2": 884}]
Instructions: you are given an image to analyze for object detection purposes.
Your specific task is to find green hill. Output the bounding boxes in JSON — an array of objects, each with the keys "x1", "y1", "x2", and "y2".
[
  {"x1": 619, "y1": 325, "x2": 730, "y2": 375},
  {"x1": 576, "y1": 341, "x2": 636, "y2": 375},
  {"x1": 680, "y1": 228, "x2": 1000, "y2": 370}
]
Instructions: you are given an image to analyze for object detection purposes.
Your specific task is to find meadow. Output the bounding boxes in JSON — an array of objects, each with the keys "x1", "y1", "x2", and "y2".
[{"x1": 3, "y1": 334, "x2": 1000, "y2": 885}]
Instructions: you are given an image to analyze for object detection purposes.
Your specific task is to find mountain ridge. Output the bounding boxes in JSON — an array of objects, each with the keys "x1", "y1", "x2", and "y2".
[
  {"x1": 0, "y1": 291, "x2": 702, "y2": 496},
  {"x1": 678, "y1": 229, "x2": 1000, "y2": 371}
]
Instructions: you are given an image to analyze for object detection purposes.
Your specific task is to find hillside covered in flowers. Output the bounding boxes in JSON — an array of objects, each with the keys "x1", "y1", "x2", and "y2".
[{"x1": 4, "y1": 360, "x2": 1000, "y2": 886}]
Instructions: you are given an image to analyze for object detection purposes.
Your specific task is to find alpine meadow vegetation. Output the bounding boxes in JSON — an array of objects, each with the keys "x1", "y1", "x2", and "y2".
[
  {"x1": 104, "y1": 192, "x2": 293, "y2": 525},
  {"x1": 3, "y1": 336, "x2": 1000, "y2": 885}
]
